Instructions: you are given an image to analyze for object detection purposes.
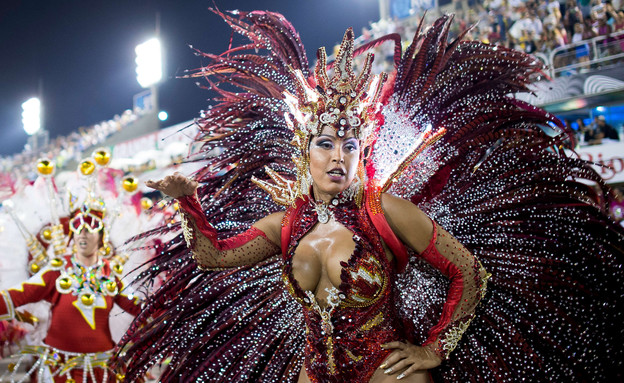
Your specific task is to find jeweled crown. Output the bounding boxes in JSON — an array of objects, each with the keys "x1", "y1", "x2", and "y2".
[{"x1": 283, "y1": 28, "x2": 387, "y2": 149}]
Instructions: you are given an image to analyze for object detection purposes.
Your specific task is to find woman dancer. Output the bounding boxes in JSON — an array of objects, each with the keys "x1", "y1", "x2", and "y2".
[{"x1": 117, "y1": 11, "x2": 624, "y2": 382}]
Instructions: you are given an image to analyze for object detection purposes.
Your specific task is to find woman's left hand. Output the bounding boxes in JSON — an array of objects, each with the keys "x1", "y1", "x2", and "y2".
[{"x1": 379, "y1": 341, "x2": 442, "y2": 380}]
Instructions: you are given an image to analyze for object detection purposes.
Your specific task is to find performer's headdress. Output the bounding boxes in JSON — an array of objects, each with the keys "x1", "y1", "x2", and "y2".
[
  {"x1": 5, "y1": 149, "x2": 139, "y2": 274},
  {"x1": 67, "y1": 193, "x2": 110, "y2": 257},
  {"x1": 68, "y1": 203, "x2": 105, "y2": 236},
  {"x1": 256, "y1": 28, "x2": 387, "y2": 205},
  {"x1": 283, "y1": 28, "x2": 387, "y2": 150}
]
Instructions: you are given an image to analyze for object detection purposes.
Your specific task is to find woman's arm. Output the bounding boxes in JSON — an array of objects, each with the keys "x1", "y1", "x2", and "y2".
[
  {"x1": 379, "y1": 193, "x2": 489, "y2": 378},
  {"x1": 147, "y1": 173, "x2": 282, "y2": 270}
]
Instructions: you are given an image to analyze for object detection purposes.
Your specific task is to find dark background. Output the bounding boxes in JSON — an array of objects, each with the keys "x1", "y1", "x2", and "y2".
[{"x1": 0, "y1": 0, "x2": 380, "y2": 155}]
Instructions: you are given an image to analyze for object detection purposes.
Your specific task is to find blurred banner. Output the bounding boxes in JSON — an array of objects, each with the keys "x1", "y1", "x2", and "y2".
[{"x1": 577, "y1": 141, "x2": 624, "y2": 183}]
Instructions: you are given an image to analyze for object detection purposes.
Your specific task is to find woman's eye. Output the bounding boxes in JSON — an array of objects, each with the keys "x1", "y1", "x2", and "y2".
[
  {"x1": 344, "y1": 143, "x2": 358, "y2": 152},
  {"x1": 316, "y1": 141, "x2": 333, "y2": 149}
]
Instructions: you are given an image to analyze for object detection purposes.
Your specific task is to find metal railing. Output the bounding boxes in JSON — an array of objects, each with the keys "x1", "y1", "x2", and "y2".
[{"x1": 548, "y1": 29, "x2": 624, "y2": 78}]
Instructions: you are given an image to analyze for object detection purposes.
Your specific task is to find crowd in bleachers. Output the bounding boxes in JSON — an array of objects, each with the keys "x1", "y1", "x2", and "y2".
[
  {"x1": 358, "y1": 0, "x2": 624, "y2": 75},
  {"x1": 452, "y1": 0, "x2": 624, "y2": 54},
  {"x1": 0, "y1": 109, "x2": 139, "y2": 179}
]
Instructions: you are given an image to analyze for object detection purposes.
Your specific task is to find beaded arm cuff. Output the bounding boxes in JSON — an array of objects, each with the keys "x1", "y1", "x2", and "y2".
[
  {"x1": 419, "y1": 223, "x2": 489, "y2": 359},
  {"x1": 177, "y1": 195, "x2": 280, "y2": 270}
]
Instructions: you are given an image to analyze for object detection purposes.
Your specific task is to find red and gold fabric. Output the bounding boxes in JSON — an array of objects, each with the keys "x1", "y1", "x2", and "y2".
[{"x1": 0, "y1": 256, "x2": 140, "y2": 382}]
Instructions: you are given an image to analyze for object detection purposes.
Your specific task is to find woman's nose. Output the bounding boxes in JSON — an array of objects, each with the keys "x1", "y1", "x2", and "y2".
[{"x1": 332, "y1": 147, "x2": 345, "y2": 163}]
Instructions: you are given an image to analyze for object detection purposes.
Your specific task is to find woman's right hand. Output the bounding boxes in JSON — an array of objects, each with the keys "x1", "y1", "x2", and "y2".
[{"x1": 146, "y1": 172, "x2": 198, "y2": 198}]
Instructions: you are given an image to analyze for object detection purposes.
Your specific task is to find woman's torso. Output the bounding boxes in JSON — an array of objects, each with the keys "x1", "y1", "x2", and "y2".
[{"x1": 282, "y1": 195, "x2": 403, "y2": 382}]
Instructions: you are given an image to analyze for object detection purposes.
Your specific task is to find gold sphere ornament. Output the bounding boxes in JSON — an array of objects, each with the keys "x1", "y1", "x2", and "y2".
[
  {"x1": 36, "y1": 159, "x2": 55, "y2": 176},
  {"x1": 106, "y1": 281, "x2": 117, "y2": 293},
  {"x1": 113, "y1": 263, "x2": 124, "y2": 275},
  {"x1": 7, "y1": 363, "x2": 15, "y2": 372},
  {"x1": 66, "y1": 379, "x2": 76, "y2": 383},
  {"x1": 50, "y1": 258, "x2": 64, "y2": 268},
  {"x1": 80, "y1": 293, "x2": 94, "y2": 306},
  {"x1": 122, "y1": 176, "x2": 139, "y2": 193},
  {"x1": 93, "y1": 148, "x2": 111, "y2": 166},
  {"x1": 30, "y1": 263, "x2": 40, "y2": 274},
  {"x1": 116, "y1": 373, "x2": 126, "y2": 381},
  {"x1": 79, "y1": 160, "x2": 96, "y2": 176},
  {"x1": 41, "y1": 227, "x2": 53, "y2": 242},
  {"x1": 173, "y1": 201, "x2": 180, "y2": 211},
  {"x1": 100, "y1": 244, "x2": 112, "y2": 256},
  {"x1": 140, "y1": 197, "x2": 153, "y2": 210},
  {"x1": 58, "y1": 277, "x2": 72, "y2": 290}
]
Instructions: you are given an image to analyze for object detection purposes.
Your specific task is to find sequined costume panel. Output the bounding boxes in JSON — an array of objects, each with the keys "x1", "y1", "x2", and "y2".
[{"x1": 283, "y1": 195, "x2": 399, "y2": 382}]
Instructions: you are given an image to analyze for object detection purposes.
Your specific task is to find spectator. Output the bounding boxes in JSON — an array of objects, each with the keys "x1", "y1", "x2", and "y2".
[
  {"x1": 584, "y1": 117, "x2": 605, "y2": 144},
  {"x1": 596, "y1": 15, "x2": 613, "y2": 35},
  {"x1": 547, "y1": 0, "x2": 563, "y2": 22},
  {"x1": 584, "y1": 115, "x2": 619, "y2": 144},
  {"x1": 597, "y1": 115, "x2": 621, "y2": 140},
  {"x1": 544, "y1": 25, "x2": 568, "y2": 53},
  {"x1": 575, "y1": 117, "x2": 590, "y2": 143},
  {"x1": 528, "y1": 9, "x2": 546, "y2": 38},
  {"x1": 563, "y1": 0, "x2": 585, "y2": 36},
  {"x1": 510, "y1": 10, "x2": 543, "y2": 41},
  {"x1": 486, "y1": 11, "x2": 504, "y2": 43},
  {"x1": 580, "y1": 0, "x2": 593, "y2": 18},
  {"x1": 572, "y1": 22, "x2": 592, "y2": 70},
  {"x1": 590, "y1": 0, "x2": 608, "y2": 21},
  {"x1": 519, "y1": 28, "x2": 541, "y2": 52},
  {"x1": 612, "y1": 8, "x2": 624, "y2": 30}
]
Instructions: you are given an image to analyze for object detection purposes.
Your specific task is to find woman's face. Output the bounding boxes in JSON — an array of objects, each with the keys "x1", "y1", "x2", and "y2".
[
  {"x1": 74, "y1": 229, "x2": 102, "y2": 259},
  {"x1": 308, "y1": 125, "x2": 360, "y2": 201}
]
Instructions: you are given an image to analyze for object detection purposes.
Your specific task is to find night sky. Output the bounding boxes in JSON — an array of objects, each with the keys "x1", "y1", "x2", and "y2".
[{"x1": 0, "y1": 0, "x2": 380, "y2": 156}]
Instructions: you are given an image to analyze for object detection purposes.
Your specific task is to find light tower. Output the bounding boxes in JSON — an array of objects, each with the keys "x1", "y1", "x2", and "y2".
[
  {"x1": 22, "y1": 97, "x2": 47, "y2": 152},
  {"x1": 135, "y1": 37, "x2": 162, "y2": 113}
]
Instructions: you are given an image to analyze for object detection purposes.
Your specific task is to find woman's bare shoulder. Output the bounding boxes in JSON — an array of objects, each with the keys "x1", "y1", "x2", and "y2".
[
  {"x1": 379, "y1": 192, "x2": 427, "y2": 217},
  {"x1": 252, "y1": 211, "x2": 285, "y2": 246},
  {"x1": 379, "y1": 193, "x2": 433, "y2": 253}
]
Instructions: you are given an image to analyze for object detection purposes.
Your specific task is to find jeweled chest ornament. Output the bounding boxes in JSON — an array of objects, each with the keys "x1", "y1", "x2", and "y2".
[{"x1": 311, "y1": 193, "x2": 350, "y2": 224}]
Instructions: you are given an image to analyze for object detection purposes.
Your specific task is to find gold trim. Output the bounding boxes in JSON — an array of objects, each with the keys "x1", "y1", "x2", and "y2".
[
  {"x1": 0, "y1": 291, "x2": 15, "y2": 320},
  {"x1": 10, "y1": 267, "x2": 50, "y2": 292},
  {"x1": 72, "y1": 295, "x2": 108, "y2": 330}
]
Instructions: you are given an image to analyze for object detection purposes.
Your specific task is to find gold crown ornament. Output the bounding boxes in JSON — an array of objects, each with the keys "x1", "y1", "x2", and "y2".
[{"x1": 283, "y1": 28, "x2": 387, "y2": 149}]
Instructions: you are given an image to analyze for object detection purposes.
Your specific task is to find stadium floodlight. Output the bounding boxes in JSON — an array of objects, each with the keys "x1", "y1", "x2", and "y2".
[
  {"x1": 22, "y1": 97, "x2": 41, "y2": 136},
  {"x1": 135, "y1": 38, "x2": 162, "y2": 88}
]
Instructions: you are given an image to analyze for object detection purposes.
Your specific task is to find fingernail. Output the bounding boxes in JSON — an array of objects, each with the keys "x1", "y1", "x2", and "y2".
[
  {"x1": 384, "y1": 368, "x2": 393, "y2": 374},
  {"x1": 397, "y1": 373, "x2": 405, "y2": 380},
  {"x1": 379, "y1": 363, "x2": 387, "y2": 369}
]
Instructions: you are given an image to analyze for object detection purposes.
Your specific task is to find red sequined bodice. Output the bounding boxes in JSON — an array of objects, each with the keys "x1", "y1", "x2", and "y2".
[{"x1": 282, "y1": 196, "x2": 401, "y2": 382}]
